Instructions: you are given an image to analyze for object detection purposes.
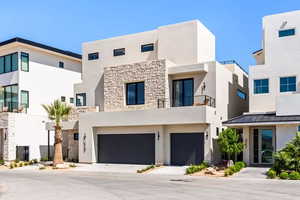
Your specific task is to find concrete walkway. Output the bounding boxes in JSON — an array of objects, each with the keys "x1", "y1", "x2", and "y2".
[
  {"x1": 72, "y1": 163, "x2": 147, "y2": 173},
  {"x1": 232, "y1": 167, "x2": 269, "y2": 179},
  {"x1": 148, "y1": 166, "x2": 188, "y2": 175}
]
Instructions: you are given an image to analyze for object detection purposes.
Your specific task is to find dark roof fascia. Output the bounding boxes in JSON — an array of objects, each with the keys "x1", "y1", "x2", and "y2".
[
  {"x1": 0, "y1": 37, "x2": 81, "y2": 59},
  {"x1": 252, "y1": 49, "x2": 263, "y2": 55}
]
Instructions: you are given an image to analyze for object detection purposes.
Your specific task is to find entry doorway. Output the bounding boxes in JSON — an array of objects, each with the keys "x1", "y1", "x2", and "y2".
[
  {"x1": 16, "y1": 146, "x2": 30, "y2": 161},
  {"x1": 253, "y1": 128, "x2": 274, "y2": 164}
]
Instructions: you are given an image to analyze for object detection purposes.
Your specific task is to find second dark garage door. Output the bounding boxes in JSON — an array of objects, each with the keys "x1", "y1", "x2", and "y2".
[
  {"x1": 171, "y1": 133, "x2": 204, "y2": 166},
  {"x1": 98, "y1": 133, "x2": 155, "y2": 165}
]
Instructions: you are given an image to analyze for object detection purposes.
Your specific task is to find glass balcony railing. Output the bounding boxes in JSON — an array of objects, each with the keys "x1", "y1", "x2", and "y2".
[{"x1": 157, "y1": 95, "x2": 216, "y2": 109}]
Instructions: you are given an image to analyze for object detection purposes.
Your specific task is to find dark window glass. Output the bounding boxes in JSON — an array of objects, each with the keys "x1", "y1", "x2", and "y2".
[
  {"x1": 253, "y1": 129, "x2": 259, "y2": 163},
  {"x1": 76, "y1": 93, "x2": 86, "y2": 106},
  {"x1": 172, "y1": 79, "x2": 194, "y2": 107},
  {"x1": 20, "y1": 90, "x2": 29, "y2": 108},
  {"x1": 237, "y1": 90, "x2": 247, "y2": 100},
  {"x1": 113, "y1": 48, "x2": 125, "y2": 56},
  {"x1": 3, "y1": 84, "x2": 18, "y2": 112},
  {"x1": 88, "y1": 52, "x2": 99, "y2": 60},
  {"x1": 11, "y1": 53, "x2": 18, "y2": 71},
  {"x1": 21, "y1": 52, "x2": 29, "y2": 72},
  {"x1": 59, "y1": 61, "x2": 64, "y2": 68},
  {"x1": 254, "y1": 79, "x2": 269, "y2": 94},
  {"x1": 0, "y1": 57, "x2": 4, "y2": 74},
  {"x1": 279, "y1": 29, "x2": 295, "y2": 37},
  {"x1": 216, "y1": 128, "x2": 219, "y2": 136},
  {"x1": 61, "y1": 96, "x2": 66, "y2": 102},
  {"x1": 74, "y1": 133, "x2": 79, "y2": 141},
  {"x1": 4, "y1": 55, "x2": 11, "y2": 73},
  {"x1": 141, "y1": 43, "x2": 154, "y2": 52},
  {"x1": 70, "y1": 97, "x2": 74, "y2": 104},
  {"x1": 280, "y1": 76, "x2": 296, "y2": 92},
  {"x1": 126, "y1": 82, "x2": 145, "y2": 105}
]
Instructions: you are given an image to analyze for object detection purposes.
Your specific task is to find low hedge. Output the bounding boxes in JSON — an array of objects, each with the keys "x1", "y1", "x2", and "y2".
[
  {"x1": 224, "y1": 161, "x2": 246, "y2": 177},
  {"x1": 137, "y1": 165, "x2": 155, "y2": 173},
  {"x1": 186, "y1": 162, "x2": 209, "y2": 175},
  {"x1": 267, "y1": 169, "x2": 300, "y2": 180}
]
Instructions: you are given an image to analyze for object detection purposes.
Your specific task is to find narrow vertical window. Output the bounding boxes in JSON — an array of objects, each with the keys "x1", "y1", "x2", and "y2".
[
  {"x1": 0, "y1": 57, "x2": 4, "y2": 74},
  {"x1": 59, "y1": 61, "x2": 64, "y2": 68},
  {"x1": 76, "y1": 93, "x2": 86, "y2": 106},
  {"x1": 21, "y1": 52, "x2": 29, "y2": 72},
  {"x1": 4, "y1": 55, "x2": 11, "y2": 73},
  {"x1": 61, "y1": 96, "x2": 66, "y2": 102},
  {"x1": 11, "y1": 53, "x2": 18, "y2": 71},
  {"x1": 20, "y1": 90, "x2": 29, "y2": 108}
]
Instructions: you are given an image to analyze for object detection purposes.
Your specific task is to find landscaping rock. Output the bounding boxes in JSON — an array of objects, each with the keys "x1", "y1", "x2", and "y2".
[{"x1": 55, "y1": 164, "x2": 69, "y2": 169}]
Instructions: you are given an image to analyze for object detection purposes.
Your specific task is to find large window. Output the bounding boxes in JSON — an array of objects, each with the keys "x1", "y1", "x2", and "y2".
[
  {"x1": 0, "y1": 53, "x2": 18, "y2": 74},
  {"x1": 126, "y1": 82, "x2": 145, "y2": 105},
  {"x1": 254, "y1": 79, "x2": 269, "y2": 94},
  {"x1": 21, "y1": 52, "x2": 29, "y2": 72},
  {"x1": 279, "y1": 29, "x2": 295, "y2": 37},
  {"x1": 113, "y1": 48, "x2": 125, "y2": 56},
  {"x1": 280, "y1": 76, "x2": 296, "y2": 92},
  {"x1": 0, "y1": 85, "x2": 19, "y2": 112},
  {"x1": 76, "y1": 93, "x2": 86, "y2": 106},
  {"x1": 172, "y1": 78, "x2": 194, "y2": 107},
  {"x1": 20, "y1": 90, "x2": 29, "y2": 108}
]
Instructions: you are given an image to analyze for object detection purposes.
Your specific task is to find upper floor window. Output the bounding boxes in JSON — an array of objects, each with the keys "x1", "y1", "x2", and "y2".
[
  {"x1": 74, "y1": 133, "x2": 79, "y2": 141},
  {"x1": 141, "y1": 43, "x2": 154, "y2": 52},
  {"x1": 0, "y1": 53, "x2": 18, "y2": 74},
  {"x1": 0, "y1": 84, "x2": 18, "y2": 112},
  {"x1": 21, "y1": 52, "x2": 29, "y2": 72},
  {"x1": 88, "y1": 52, "x2": 99, "y2": 60},
  {"x1": 172, "y1": 78, "x2": 194, "y2": 107},
  {"x1": 20, "y1": 90, "x2": 29, "y2": 108},
  {"x1": 61, "y1": 96, "x2": 66, "y2": 102},
  {"x1": 254, "y1": 79, "x2": 269, "y2": 94},
  {"x1": 70, "y1": 97, "x2": 74, "y2": 104},
  {"x1": 59, "y1": 61, "x2": 64, "y2": 68},
  {"x1": 237, "y1": 90, "x2": 247, "y2": 100},
  {"x1": 280, "y1": 76, "x2": 296, "y2": 92},
  {"x1": 76, "y1": 93, "x2": 86, "y2": 106},
  {"x1": 113, "y1": 48, "x2": 125, "y2": 56},
  {"x1": 126, "y1": 82, "x2": 144, "y2": 105},
  {"x1": 279, "y1": 28, "x2": 295, "y2": 37}
]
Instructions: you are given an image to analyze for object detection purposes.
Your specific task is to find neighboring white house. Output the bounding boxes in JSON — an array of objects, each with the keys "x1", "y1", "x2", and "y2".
[
  {"x1": 0, "y1": 38, "x2": 81, "y2": 161},
  {"x1": 48, "y1": 20, "x2": 248, "y2": 165},
  {"x1": 224, "y1": 10, "x2": 300, "y2": 166}
]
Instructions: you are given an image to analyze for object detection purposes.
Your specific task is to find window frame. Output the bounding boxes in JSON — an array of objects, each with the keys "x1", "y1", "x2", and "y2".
[
  {"x1": 280, "y1": 76, "x2": 296, "y2": 93},
  {"x1": 73, "y1": 133, "x2": 79, "y2": 141},
  {"x1": 237, "y1": 89, "x2": 247, "y2": 100},
  {"x1": 2, "y1": 84, "x2": 19, "y2": 112},
  {"x1": 113, "y1": 48, "x2": 125, "y2": 56},
  {"x1": 126, "y1": 82, "x2": 145, "y2": 105},
  {"x1": 70, "y1": 97, "x2": 74, "y2": 104},
  {"x1": 141, "y1": 43, "x2": 154, "y2": 52},
  {"x1": 61, "y1": 96, "x2": 66, "y2": 102},
  {"x1": 279, "y1": 28, "x2": 296, "y2": 38},
  {"x1": 0, "y1": 52, "x2": 18, "y2": 74},
  {"x1": 76, "y1": 93, "x2": 86, "y2": 106},
  {"x1": 88, "y1": 52, "x2": 99, "y2": 60},
  {"x1": 21, "y1": 52, "x2": 29, "y2": 72},
  {"x1": 59, "y1": 61, "x2": 64, "y2": 68},
  {"x1": 253, "y1": 78, "x2": 269, "y2": 94},
  {"x1": 20, "y1": 90, "x2": 29, "y2": 108},
  {"x1": 172, "y1": 78, "x2": 194, "y2": 107}
]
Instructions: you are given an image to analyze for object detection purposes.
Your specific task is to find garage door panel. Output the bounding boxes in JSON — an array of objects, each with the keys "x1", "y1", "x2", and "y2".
[
  {"x1": 171, "y1": 133, "x2": 204, "y2": 166},
  {"x1": 98, "y1": 134, "x2": 155, "y2": 165}
]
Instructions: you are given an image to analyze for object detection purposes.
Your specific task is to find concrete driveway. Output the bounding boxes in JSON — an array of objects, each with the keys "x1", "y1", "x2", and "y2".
[
  {"x1": 72, "y1": 163, "x2": 147, "y2": 173},
  {"x1": 0, "y1": 169, "x2": 299, "y2": 200}
]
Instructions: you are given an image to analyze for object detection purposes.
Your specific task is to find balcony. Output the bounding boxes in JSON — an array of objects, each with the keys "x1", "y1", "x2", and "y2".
[
  {"x1": 0, "y1": 103, "x2": 27, "y2": 113},
  {"x1": 157, "y1": 95, "x2": 216, "y2": 109},
  {"x1": 68, "y1": 106, "x2": 100, "y2": 120}
]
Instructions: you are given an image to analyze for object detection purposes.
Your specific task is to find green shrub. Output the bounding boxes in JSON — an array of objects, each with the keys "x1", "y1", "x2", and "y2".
[
  {"x1": 289, "y1": 171, "x2": 300, "y2": 180},
  {"x1": 235, "y1": 161, "x2": 246, "y2": 169},
  {"x1": 69, "y1": 164, "x2": 77, "y2": 168},
  {"x1": 137, "y1": 165, "x2": 155, "y2": 173},
  {"x1": 19, "y1": 162, "x2": 24, "y2": 167},
  {"x1": 185, "y1": 163, "x2": 208, "y2": 175},
  {"x1": 29, "y1": 160, "x2": 34, "y2": 165},
  {"x1": 13, "y1": 163, "x2": 18, "y2": 168},
  {"x1": 14, "y1": 159, "x2": 20, "y2": 163},
  {"x1": 273, "y1": 133, "x2": 300, "y2": 174},
  {"x1": 0, "y1": 160, "x2": 4, "y2": 165},
  {"x1": 32, "y1": 159, "x2": 38, "y2": 164},
  {"x1": 279, "y1": 171, "x2": 289, "y2": 180},
  {"x1": 24, "y1": 162, "x2": 29, "y2": 166},
  {"x1": 40, "y1": 157, "x2": 48, "y2": 162},
  {"x1": 267, "y1": 169, "x2": 277, "y2": 179},
  {"x1": 9, "y1": 163, "x2": 14, "y2": 169},
  {"x1": 39, "y1": 166, "x2": 46, "y2": 170}
]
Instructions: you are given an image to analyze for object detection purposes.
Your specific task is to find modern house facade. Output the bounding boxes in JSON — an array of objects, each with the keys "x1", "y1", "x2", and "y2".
[
  {"x1": 224, "y1": 10, "x2": 300, "y2": 166},
  {"x1": 49, "y1": 20, "x2": 249, "y2": 165},
  {"x1": 0, "y1": 38, "x2": 81, "y2": 161}
]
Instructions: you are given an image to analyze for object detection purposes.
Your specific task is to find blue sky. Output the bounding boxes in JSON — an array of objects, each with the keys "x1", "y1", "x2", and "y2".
[{"x1": 1, "y1": 0, "x2": 300, "y2": 71}]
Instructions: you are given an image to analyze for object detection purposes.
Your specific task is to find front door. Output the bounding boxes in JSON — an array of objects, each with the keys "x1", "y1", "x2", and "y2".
[{"x1": 253, "y1": 129, "x2": 274, "y2": 164}]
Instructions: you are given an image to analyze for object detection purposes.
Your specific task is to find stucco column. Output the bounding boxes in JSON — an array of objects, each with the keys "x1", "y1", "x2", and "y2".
[
  {"x1": 79, "y1": 121, "x2": 96, "y2": 163},
  {"x1": 155, "y1": 126, "x2": 165, "y2": 165},
  {"x1": 204, "y1": 125, "x2": 212, "y2": 162},
  {"x1": 242, "y1": 127, "x2": 250, "y2": 165}
]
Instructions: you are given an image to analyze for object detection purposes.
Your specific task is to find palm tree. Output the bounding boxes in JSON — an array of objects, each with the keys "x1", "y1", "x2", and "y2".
[{"x1": 42, "y1": 100, "x2": 72, "y2": 166}]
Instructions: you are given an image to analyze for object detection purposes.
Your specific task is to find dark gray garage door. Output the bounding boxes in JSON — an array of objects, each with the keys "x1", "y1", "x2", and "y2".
[
  {"x1": 171, "y1": 133, "x2": 204, "y2": 166},
  {"x1": 98, "y1": 134, "x2": 155, "y2": 165}
]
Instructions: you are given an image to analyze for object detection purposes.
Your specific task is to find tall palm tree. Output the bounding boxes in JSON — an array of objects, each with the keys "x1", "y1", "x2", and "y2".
[{"x1": 42, "y1": 100, "x2": 72, "y2": 166}]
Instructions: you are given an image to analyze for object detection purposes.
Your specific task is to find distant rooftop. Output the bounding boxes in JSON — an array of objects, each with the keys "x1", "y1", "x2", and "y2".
[{"x1": 0, "y1": 37, "x2": 81, "y2": 59}]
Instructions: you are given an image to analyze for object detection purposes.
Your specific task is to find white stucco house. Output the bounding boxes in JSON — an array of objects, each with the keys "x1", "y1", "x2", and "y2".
[
  {"x1": 223, "y1": 10, "x2": 300, "y2": 166},
  {"x1": 0, "y1": 38, "x2": 81, "y2": 161},
  {"x1": 48, "y1": 20, "x2": 249, "y2": 165}
]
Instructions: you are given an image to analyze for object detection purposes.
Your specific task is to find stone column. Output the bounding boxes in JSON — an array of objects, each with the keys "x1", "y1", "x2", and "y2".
[{"x1": 242, "y1": 127, "x2": 250, "y2": 165}]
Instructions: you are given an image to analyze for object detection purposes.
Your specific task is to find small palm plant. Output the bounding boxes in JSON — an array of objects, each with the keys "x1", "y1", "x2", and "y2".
[{"x1": 42, "y1": 100, "x2": 72, "y2": 166}]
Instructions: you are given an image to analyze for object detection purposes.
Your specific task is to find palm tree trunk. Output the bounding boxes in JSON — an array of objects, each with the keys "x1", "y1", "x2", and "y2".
[{"x1": 53, "y1": 126, "x2": 64, "y2": 166}]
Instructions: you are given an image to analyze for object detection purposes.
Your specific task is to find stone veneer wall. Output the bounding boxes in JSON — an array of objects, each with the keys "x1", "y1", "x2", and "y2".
[
  {"x1": 62, "y1": 130, "x2": 79, "y2": 161},
  {"x1": 104, "y1": 60, "x2": 169, "y2": 112}
]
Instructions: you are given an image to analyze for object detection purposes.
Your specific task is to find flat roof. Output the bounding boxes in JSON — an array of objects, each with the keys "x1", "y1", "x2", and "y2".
[{"x1": 0, "y1": 37, "x2": 81, "y2": 59}]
